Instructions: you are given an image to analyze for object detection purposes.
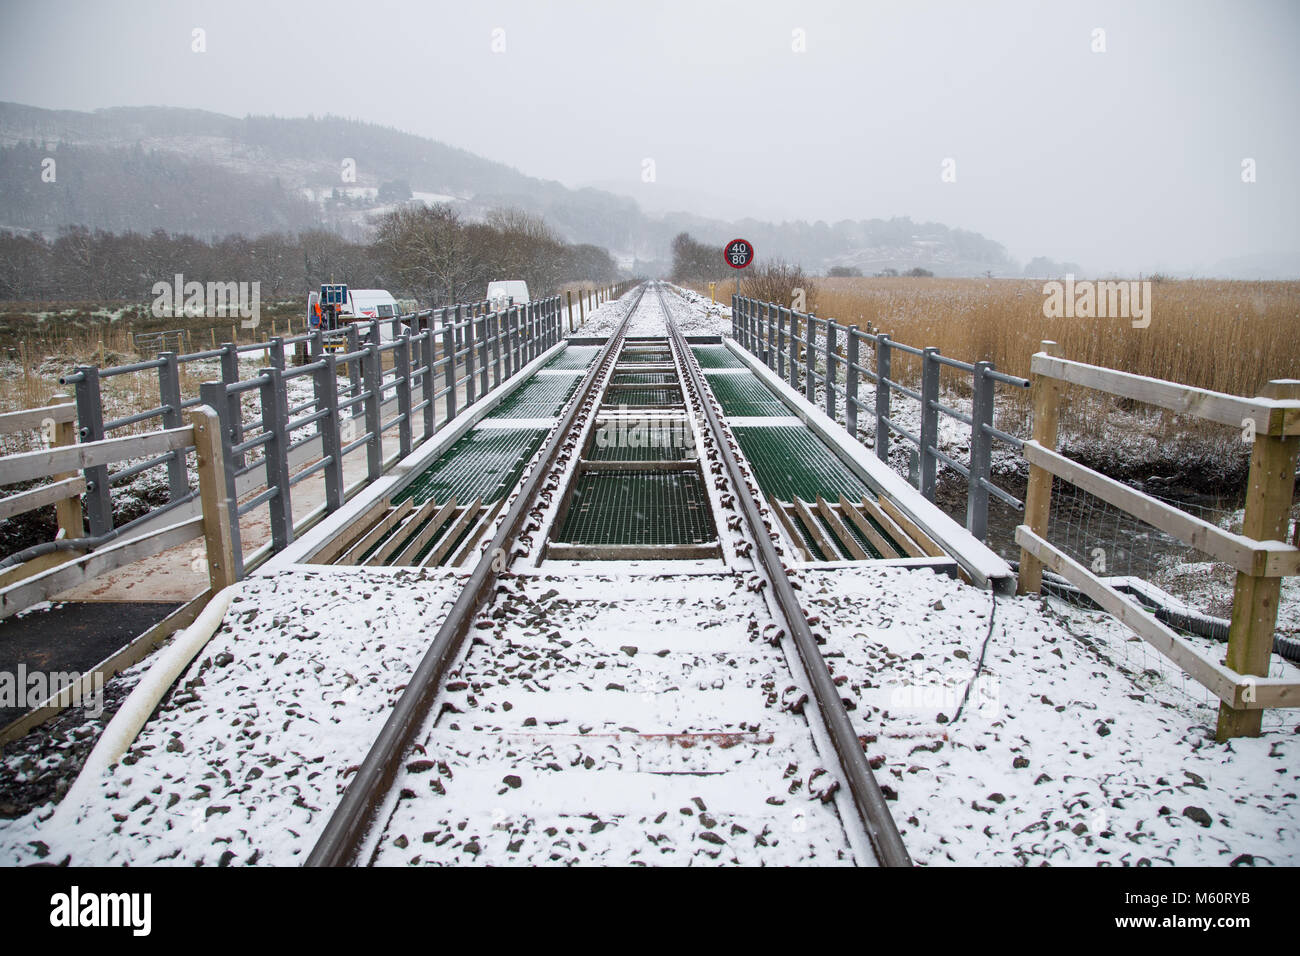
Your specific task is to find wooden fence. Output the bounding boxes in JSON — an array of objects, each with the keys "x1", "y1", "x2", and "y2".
[{"x1": 1016, "y1": 340, "x2": 1300, "y2": 740}]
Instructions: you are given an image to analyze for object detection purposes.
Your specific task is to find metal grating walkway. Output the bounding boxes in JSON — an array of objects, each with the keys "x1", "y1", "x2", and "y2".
[
  {"x1": 732, "y1": 425, "x2": 871, "y2": 504},
  {"x1": 398, "y1": 427, "x2": 547, "y2": 506},
  {"x1": 546, "y1": 346, "x2": 602, "y2": 370},
  {"x1": 691, "y1": 344, "x2": 746, "y2": 369},
  {"x1": 492, "y1": 372, "x2": 582, "y2": 418},
  {"x1": 706, "y1": 372, "x2": 790, "y2": 417},
  {"x1": 610, "y1": 371, "x2": 677, "y2": 385},
  {"x1": 603, "y1": 386, "x2": 683, "y2": 408},
  {"x1": 553, "y1": 471, "x2": 716, "y2": 545}
]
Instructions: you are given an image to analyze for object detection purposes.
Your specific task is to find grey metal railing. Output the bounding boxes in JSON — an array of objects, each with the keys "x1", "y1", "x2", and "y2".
[
  {"x1": 731, "y1": 294, "x2": 1029, "y2": 542},
  {"x1": 59, "y1": 296, "x2": 566, "y2": 563}
]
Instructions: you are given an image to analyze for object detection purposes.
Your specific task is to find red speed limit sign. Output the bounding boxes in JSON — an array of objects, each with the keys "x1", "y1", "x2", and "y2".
[{"x1": 724, "y1": 238, "x2": 754, "y2": 269}]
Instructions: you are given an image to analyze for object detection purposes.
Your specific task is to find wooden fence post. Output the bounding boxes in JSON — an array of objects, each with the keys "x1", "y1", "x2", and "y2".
[
  {"x1": 1217, "y1": 378, "x2": 1300, "y2": 740},
  {"x1": 49, "y1": 395, "x2": 83, "y2": 541},
  {"x1": 1018, "y1": 340, "x2": 1063, "y2": 596},
  {"x1": 189, "y1": 406, "x2": 237, "y2": 592}
]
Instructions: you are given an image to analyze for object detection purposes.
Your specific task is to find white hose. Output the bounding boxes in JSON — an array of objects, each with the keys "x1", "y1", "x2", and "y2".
[{"x1": 52, "y1": 586, "x2": 237, "y2": 827}]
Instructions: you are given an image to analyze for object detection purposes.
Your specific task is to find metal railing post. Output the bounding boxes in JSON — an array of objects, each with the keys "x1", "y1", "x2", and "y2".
[
  {"x1": 362, "y1": 342, "x2": 382, "y2": 481},
  {"x1": 919, "y1": 346, "x2": 940, "y2": 499},
  {"x1": 846, "y1": 329, "x2": 860, "y2": 438},
  {"x1": 200, "y1": 380, "x2": 243, "y2": 577},
  {"x1": 460, "y1": 304, "x2": 476, "y2": 406},
  {"x1": 259, "y1": 366, "x2": 293, "y2": 552},
  {"x1": 442, "y1": 313, "x2": 457, "y2": 424},
  {"x1": 476, "y1": 310, "x2": 489, "y2": 396},
  {"x1": 396, "y1": 333, "x2": 413, "y2": 460},
  {"x1": 270, "y1": 336, "x2": 286, "y2": 372},
  {"x1": 421, "y1": 327, "x2": 436, "y2": 440},
  {"x1": 315, "y1": 351, "x2": 344, "y2": 513},
  {"x1": 72, "y1": 365, "x2": 112, "y2": 536},
  {"x1": 492, "y1": 310, "x2": 502, "y2": 388},
  {"x1": 220, "y1": 342, "x2": 246, "y2": 470},
  {"x1": 155, "y1": 351, "x2": 189, "y2": 501},
  {"x1": 875, "y1": 334, "x2": 891, "y2": 460},
  {"x1": 804, "y1": 313, "x2": 816, "y2": 403},
  {"x1": 968, "y1": 361, "x2": 995, "y2": 541},
  {"x1": 346, "y1": 323, "x2": 362, "y2": 425},
  {"x1": 788, "y1": 309, "x2": 800, "y2": 391},
  {"x1": 777, "y1": 307, "x2": 786, "y2": 379},
  {"x1": 825, "y1": 320, "x2": 838, "y2": 421}
]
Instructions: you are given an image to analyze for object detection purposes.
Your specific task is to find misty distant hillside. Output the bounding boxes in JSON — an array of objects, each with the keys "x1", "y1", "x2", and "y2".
[{"x1": 0, "y1": 102, "x2": 1017, "y2": 276}]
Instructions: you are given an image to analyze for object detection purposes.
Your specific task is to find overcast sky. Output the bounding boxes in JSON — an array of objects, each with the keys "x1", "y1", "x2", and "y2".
[{"x1": 2, "y1": 0, "x2": 1297, "y2": 274}]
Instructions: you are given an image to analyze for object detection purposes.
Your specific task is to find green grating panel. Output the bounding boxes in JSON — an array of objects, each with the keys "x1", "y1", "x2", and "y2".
[
  {"x1": 587, "y1": 437, "x2": 697, "y2": 461},
  {"x1": 492, "y1": 373, "x2": 581, "y2": 418},
  {"x1": 603, "y1": 386, "x2": 682, "y2": 407},
  {"x1": 733, "y1": 425, "x2": 871, "y2": 504},
  {"x1": 706, "y1": 372, "x2": 789, "y2": 416},
  {"x1": 619, "y1": 350, "x2": 672, "y2": 364},
  {"x1": 611, "y1": 371, "x2": 676, "y2": 385},
  {"x1": 692, "y1": 344, "x2": 746, "y2": 369},
  {"x1": 398, "y1": 427, "x2": 546, "y2": 506},
  {"x1": 546, "y1": 346, "x2": 602, "y2": 370},
  {"x1": 554, "y1": 471, "x2": 716, "y2": 545}
]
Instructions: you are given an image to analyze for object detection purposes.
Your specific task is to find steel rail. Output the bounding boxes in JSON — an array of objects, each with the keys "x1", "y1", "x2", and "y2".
[
  {"x1": 305, "y1": 284, "x2": 643, "y2": 867},
  {"x1": 660, "y1": 283, "x2": 912, "y2": 868}
]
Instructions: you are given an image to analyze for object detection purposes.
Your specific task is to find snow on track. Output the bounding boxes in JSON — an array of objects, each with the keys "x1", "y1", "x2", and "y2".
[{"x1": 369, "y1": 574, "x2": 859, "y2": 865}]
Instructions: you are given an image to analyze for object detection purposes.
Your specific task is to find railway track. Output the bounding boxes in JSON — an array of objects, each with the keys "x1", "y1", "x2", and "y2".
[{"x1": 306, "y1": 282, "x2": 909, "y2": 866}]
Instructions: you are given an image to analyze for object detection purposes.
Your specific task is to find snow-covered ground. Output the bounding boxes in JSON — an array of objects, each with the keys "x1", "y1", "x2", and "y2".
[{"x1": 806, "y1": 564, "x2": 1300, "y2": 865}]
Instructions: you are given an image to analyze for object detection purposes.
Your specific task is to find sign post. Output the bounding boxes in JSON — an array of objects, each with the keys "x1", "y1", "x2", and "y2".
[{"x1": 724, "y1": 238, "x2": 754, "y2": 297}]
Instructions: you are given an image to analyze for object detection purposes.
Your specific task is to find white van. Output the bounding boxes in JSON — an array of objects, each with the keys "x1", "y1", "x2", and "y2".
[
  {"x1": 342, "y1": 289, "x2": 407, "y2": 342},
  {"x1": 486, "y1": 280, "x2": 530, "y2": 312}
]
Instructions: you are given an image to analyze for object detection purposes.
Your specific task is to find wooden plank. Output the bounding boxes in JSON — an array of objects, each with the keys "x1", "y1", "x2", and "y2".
[
  {"x1": 336, "y1": 499, "x2": 413, "y2": 566},
  {"x1": 0, "y1": 517, "x2": 203, "y2": 620},
  {"x1": 794, "y1": 497, "x2": 843, "y2": 561},
  {"x1": 366, "y1": 497, "x2": 441, "y2": 566},
  {"x1": 449, "y1": 498, "x2": 505, "y2": 566},
  {"x1": 767, "y1": 495, "x2": 813, "y2": 562},
  {"x1": 816, "y1": 496, "x2": 868, "y2": 561},
  {"x1": 0, "y1": 425, "x2": 194, "y2": 487},
  {"x1": 844, "y1": 494, "x2": 917, "y2": 559},
  {"x1": 544, "y1": 542, "x2": 722, "y2": 561},
  {"x1": 0, "y1": 547, "x2": 90, "y2": 590},
  {"x1": 0, "y1": 402, "x2": 76, "y2": 436},
  {"x1": 393, "y1": 498, "x2": 459, "y2": 566},
  {"x1": 1024, "y1": 439, "x2": 1300, "y2": 577},
  {"x1": 835, "y1": 494, "x2": 901, "y2": 559},
  {"x1": 309, "y1": 496, "x2": 392, "y2": 565},
  {"x1": 0, "y1": 589, "x2": 212, "y2": 746},
  {"x1": 1030, "y1": 353, "x2": 1300, "y2": 436},
  {"x1": 1016, "y1": 525, "x2": 1300, "y2": 710},
  {"x1": 874, "y1": 495, "x2": 946, "y2": 558},
  {"x1": 0, "y1": 476, "x2": 85, "y2": 522},
  {"x1": 420, "y1": 498, "x2": 482, "y2": 568},
  {"x1": 189, "y1": 407, "x2": 236, "y2": 591}
]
